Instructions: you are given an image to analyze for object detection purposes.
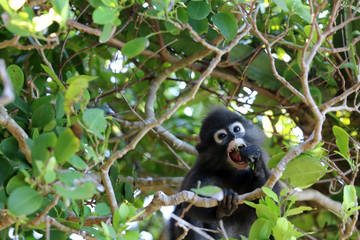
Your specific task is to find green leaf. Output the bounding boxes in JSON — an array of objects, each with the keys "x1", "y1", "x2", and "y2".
[
  {"x1": 344, "y1": 206, "x2": 360, "y2": 219},
  {"x1": 53, "y1": 0, "x2": 69, "y2": 25},
  {"x1": 85, "y1": 145, "x2": 99, "y2": 162},
  {"x1": 177, "y1": 7, "x2": 188, "y2": 24},
  {"x1": 188, "y1": 17, "x2": 208, "y2": 35},
  {"x1": 342, "y1": 185, "x2": 356, "y2": 212},
  {"x1": 303, "y1": 25, "x2": 319, "y2": 44},
  {"x1": 4, "y1": 16, "x2": 33, "y2": 36},
  {"x1": 191, "y1": 186, "x2": 223, "y2": 201},
  {"x1": 273, "y1": 217, "x2": 304, "y2": 239},
  {"x1": 82, "y1": 226, "x2": 103, "y2": 239},
  {"x1": 83, "y1": 108, "x2": 107, "y2": 139},
  {"x1": 245, "y1": 201, "x2": 278, "y2": 222},
  {"x1": 273, "y1": 218, "x2": 289, "y2": 239},
  {"x1": 273, "y1": 0, "x2": 289, "y2": 11},
  {"x1": 294, "y1": 4, "x2": 311, "y2": 23},
  {"x1": 113, "y1": 206, "x2": 122, "y2": 230},
  {"x1": 100, "y1": 23, "x2": 115, "y2": 43},
  {"x1": 44, "y1": 169, "x2": 57, "y2": 184},
  {"x1": 350, "y1": 44, "x2": 359, "y2": 76},
  {"x1": 1, "y1": 136, "x2": 19, "y2": 159},
  {"x1": 310, "y1": 87, "x2": 322, "y2": 105},
  {"x1": 101, "y1": 222, "x2": 116, "y2": 238},
  {"x1": 262, "y1": 187, "x2": 279, "y2": 203},
  {"x1": 66, "y1": 75, "x2": 98, "y2": 84},
  {"x1": 55, "y1": 128, "x2": 80, "y2": 164},
  {"x1": 248, "y1": 218, "x2": 272, "y2": 240},
  {"x1": 32, "y1": 95, "x2": 53, "y2": 111},
  {"x1": 13, "y1": 95, "x2": 30, "y2": 114},
  {"x1": 280, "y1": 188, "x2": 290, "y2": 197},
  {"x1": 69, "y1": 155, "x2": 88, "y2": 170},
  {"x1": 333, "y1": 126, "x2": 350, "y2": 160},
  {"x1": 8, "y1": 186, "x2": 43, "y2": 216},
  {"x1": 101, "y1": 0, "x2": 118, "y2": 7},
  {"x1": 124, "y1": 230, "x2": 141, "y2": 240},
  {"x1": 93, "y1": 6, "x2": 116, "y2": 24},
  {"x1": 212, "y1": 12, "x2": 238, "y2": 40},
  {"x1": 165, "y1": 22, "x2": 180, "y2": 35},
  {"x1": 53, "y1": 181, "x2": 97, "y2": 200},
  {"x1": 119, "y1": 203, "x2": 130, "y2": 221},
  {"x1": 124, "y1": 181, "x2": 134, "y2": 203},
  {"x1": 31, "y1": 132, "x2": 57, "y2": 168},
  {"x1": 41, "y1": 64, "x2": 66, "y2": 90},
  {"x1": 0, "y1": 158, "x2": 14, "y2": 186},
  {"x1": 32, "y1": 103, "x2": 55, "y2": 128},
  {"x1": 285, "y1": 206, "x2": 312, "y2": 217},
  {"x1": 55, "y1": 92, "x2": 65, "y2": 118},
  {"x1": 58, "y1": 171, "x2": 83, "y2": 186},
  {"x1": 6, "y1": 175, "x2": 27, "y2": 195},
  {"x1": 7, "y1": 65, "x2": 24, "y2": 94},
  {"x1": 95, "y1": 202, "x2": 111, "y2": 216},
  {"x1": 122, "y1": 38, "x2": 149, "y2": 58},
  {"x1": 44, "y1": 120, "x2": 56, "y2": 132},
  {"x1": 187, "y1": 1, "x2": 210, "y2": 20},
  {"x1": 64, "y1": 75, "x2": 96, "y2": 115},
  {"x1": 268, "y1": 152, "x2": 287, "y2": 168},
  {"x1": 282, "y1": 155, "x2": 327, "y2": 189}
]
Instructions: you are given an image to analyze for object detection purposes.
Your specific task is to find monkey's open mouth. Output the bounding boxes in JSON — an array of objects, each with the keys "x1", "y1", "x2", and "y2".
[
  {"x1": 229, "y1": 149, "x2": 242, "y2": 163},
  {"x1": 227, "y1": 139, "x2": 247, "y2": 169}
]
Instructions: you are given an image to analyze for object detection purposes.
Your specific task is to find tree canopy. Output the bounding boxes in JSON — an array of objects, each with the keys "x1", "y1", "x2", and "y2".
[{"x1": 0, "y1": 0, "x2": 360, "y2": 239}]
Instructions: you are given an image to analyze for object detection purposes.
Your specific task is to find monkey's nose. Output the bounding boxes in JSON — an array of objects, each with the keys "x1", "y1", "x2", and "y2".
[{"x1": 227, "y1": 138, "x2": 247, "y2": 152}]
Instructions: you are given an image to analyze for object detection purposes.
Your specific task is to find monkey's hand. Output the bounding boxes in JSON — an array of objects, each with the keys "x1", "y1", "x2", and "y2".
[
  {"x1": 239, "y1": 145, "x2": 261, "y2": 170},
  {"x1": 216, "y1": 189, "x2": 238, "y2": 219},
  {"x1": 239, "y1": 145, "x2": 267, "y2": 184}
]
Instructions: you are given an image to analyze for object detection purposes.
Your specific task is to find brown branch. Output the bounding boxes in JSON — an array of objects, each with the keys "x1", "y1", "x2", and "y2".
[
  {"x1": 118, "y1": 176, "x2": 183, "y2": 192},
  {"x1": 170, "y1": 213, "x2": 216, "y2": 240},
  {"x1": 0, "y1": 105, "x2": 31, "y2": 163},
  {"x1": 48, "y1": 216, "x2": 97, "y2": 240},
  {"x1": 0, "y1": 35, "x2": 58, "y2": 50},
  {"x1": 100, "y1": 170, "x2": 118, "y2": 214},
  {"x1": 66, "y1": 19, "x2": 159, "y2": 59},
  {"x1": 293, "y1": 189, "x2": 342, "y2": 214},
  {"x1": 67, "y1": 212, "x2": 110, "y2": 226}
]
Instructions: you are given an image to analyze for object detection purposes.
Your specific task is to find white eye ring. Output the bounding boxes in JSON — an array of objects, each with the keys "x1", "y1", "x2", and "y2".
[
  {"x1": 230, "y1": 122, "x2": 245, "y2": 134},
  {"x1": 214, "y1": 129, "x2": 227, "y2": 144}
]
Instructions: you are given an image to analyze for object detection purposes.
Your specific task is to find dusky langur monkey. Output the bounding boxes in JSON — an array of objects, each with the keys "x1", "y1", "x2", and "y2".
[{"x1": 168, "y1": 108, "x2": 279, "y2": 239}]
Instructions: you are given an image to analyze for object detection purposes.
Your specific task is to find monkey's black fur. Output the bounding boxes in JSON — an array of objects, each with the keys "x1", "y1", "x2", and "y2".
[{"x1": 168, "y1": 108, "x2": 279, "y2": 239}]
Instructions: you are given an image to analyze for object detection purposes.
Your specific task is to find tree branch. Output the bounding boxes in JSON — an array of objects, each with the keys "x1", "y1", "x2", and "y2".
[{"x1": 0, "y1": 105, "x2": 31, "y2": 163}]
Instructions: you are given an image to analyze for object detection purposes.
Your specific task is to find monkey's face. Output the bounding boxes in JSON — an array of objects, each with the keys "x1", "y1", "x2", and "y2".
[
  {"x1": 213, "y1": 121, "x2": 249, "y2": 169},
  {"x1": 196, "y1": 108, "x2": 265, "y2": 170}
]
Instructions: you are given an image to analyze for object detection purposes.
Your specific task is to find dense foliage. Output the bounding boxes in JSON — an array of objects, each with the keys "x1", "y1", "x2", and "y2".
[{"x1": 0, "y1": 0, "x2": 359, "y2": 239}]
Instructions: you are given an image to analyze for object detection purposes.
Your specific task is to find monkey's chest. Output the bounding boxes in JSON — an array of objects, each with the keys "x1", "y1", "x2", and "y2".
[{"x1": 216, "y1": 171, "x2": 255, "y2": 194}]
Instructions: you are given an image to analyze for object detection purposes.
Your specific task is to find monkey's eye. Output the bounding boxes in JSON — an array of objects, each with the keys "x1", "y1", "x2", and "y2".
[
  {"x1": 214, "y1": 129, "x2": 227, "y2": 144},
  {"x1": 218, "y1": 133, "x2": 227, "y2": 139},
  {"x1": 230, "y1": 122, "x2": 245, "y2": 134}
]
